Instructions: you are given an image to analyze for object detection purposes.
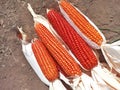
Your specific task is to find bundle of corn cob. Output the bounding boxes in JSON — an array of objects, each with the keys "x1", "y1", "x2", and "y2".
[
  {"x1": 46, "y1": 6, "x2": 120, "y2": 90},
  {"x1": 58, "y1": 0, "x2": 120, "y2": 75},
  {"x1": 47, "y1": 9, "x2": 98, "y2": 71},
  {"x1": 58, "y1": 0, "x2": 120, "y2": 85},
  {"x1": 27, "y1": 4, "x2": 100, "y2": 90},
  {"x1": 17, "y1": 27, "x2": 67, "y2": 90}
]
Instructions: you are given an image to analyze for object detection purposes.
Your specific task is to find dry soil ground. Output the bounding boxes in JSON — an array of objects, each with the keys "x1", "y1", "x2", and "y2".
[{"x1": 0, "y1": 0, "x2": 120, "y2": 90}]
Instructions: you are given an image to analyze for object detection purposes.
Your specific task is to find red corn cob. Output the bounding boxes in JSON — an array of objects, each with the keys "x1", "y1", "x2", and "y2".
[
  {"x1": 47, "y1": 9, "x2": 98, "y2": 70},
  {"x1": 34, "y1": 23, "x2": 82, "y2": 77},
  {"x1": 32, "y1": 39, "x2": 59, "y2": 81}
]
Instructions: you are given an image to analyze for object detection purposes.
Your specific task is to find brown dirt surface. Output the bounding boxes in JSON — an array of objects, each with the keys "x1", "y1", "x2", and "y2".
[{"x1": 0, "y1": 0, "x2": 120, "y2": 90}]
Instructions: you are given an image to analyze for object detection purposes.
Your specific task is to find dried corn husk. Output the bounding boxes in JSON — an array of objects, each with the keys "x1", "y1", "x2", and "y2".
[
  {"x1": 92, "y1": 65, "x2": 120, "y2": 90},
  {"x1": 101, "y1": 40, "x2": 120, "y2": 73}
]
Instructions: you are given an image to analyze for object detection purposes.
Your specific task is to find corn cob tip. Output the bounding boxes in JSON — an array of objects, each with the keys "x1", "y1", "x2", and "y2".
[
  {"x1": 17, "y1": 27, "x2": 23, "y2": 33},
  {"x1": 17, "y1": 26, "x2": 30, "y2": 44},
  {"x1": 17, "y1": 26, "x2": 25, "y2": 40},
  {"x1": 31, "y1": 38, "x2": 38, "y2": 43},
  {"x1": 46, "y1": 9, "x2": 51, "y2": 13},
  {"x1": 57, "y1": 0, "x2": 60, "y2": 4},
  {"x1": 34, "y1": 22, "x2": 39, "y2": 28},
  {"x1": 58, "y1": 0, "x2": 66, "y2": 3},
  {"x1": 58, "y1": 0, "x2": 66, "y2": 4},
  {"x1": 46, "y1": 9, "x2": 57, "y2": 14},
  {"x1": 27, "y1": 3, "x2": 31, "y2": 8},
  {"x1": 27, "y1": 3, "x2": 37, "y2": 18}
]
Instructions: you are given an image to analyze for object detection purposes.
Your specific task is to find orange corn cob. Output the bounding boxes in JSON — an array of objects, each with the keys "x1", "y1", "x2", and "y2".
[
  {"x1": 32, "y1": 39, "x2": 59, "y2": 81},
  {"x1": 59, "y1": 0, "x2": 103, "y2": 46},
  {"x1": 47, "y1": 9, "x2": 98, "y2": 70},
  {"x1": 34, "y1": 23, "x2": 82, "y2": 77}
]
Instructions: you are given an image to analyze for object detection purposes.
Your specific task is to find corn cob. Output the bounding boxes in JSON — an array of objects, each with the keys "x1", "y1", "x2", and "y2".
[
  {"x1": 17, "y1": 27, "x2": 50, "y2": 85},
  {"x1": 32, "y1": 39, "x2": 59, "y2": 81},
  {"x1": 47, "y1": 9, "x2": 98, "y2": 71},
  {"x1": 59, "y1": 0, "x2": 106, "y2": 49},
  {"x1": 34, "y1": 23, "x2": 81, "y2": 77}
]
